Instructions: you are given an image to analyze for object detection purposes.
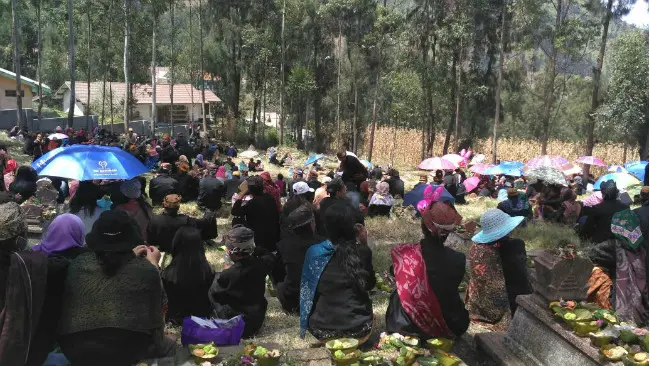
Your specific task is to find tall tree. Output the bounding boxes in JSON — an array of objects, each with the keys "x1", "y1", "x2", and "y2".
[
  {"x1": 199, "y1": 0, "x2": 207, "y2": 134},
  {"x1": 35, "y1": 0, "x2": 43, "y2": 126},
  {"x1": 85, "y1": 0, "x2": 92, "y2": 131},
  {"x1": 11, "y1": 0, "x2": 25, "y2": 129},
  {"x1": 67, "y1": 0, "x2": 75, "y2": 128},
  {"x1": 169, "y1": 0, "x2": 175, "y2": 135},
  {"x1": 123, "y1": 0, "x2": 130, "y2": 129},
  {"x1": 279, "y1": 0, "x2": 286, "y2": 145},
  {"x1": 492, "y1": 0, "x2": 507, "y2": 163}
]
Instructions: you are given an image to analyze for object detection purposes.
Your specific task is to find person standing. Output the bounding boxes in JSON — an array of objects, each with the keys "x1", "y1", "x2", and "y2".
[{"x1": 336, "y1": 150, "x2": 368, "y2": 191}]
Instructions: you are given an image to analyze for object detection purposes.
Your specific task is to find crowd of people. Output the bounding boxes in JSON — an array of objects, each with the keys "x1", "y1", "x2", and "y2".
[{"x1": 0, "y1": 125, "x2": 646, "y2": 365}]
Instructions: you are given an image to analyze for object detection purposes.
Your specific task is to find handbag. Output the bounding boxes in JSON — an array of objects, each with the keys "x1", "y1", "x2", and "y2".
[{"x1": 181, "y1": 315, "x2": 245, "y2": 346}]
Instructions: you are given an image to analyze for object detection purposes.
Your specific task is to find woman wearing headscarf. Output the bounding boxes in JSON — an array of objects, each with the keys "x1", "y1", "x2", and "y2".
[
  {"x1": 58, "y1": 210, "x2": 175, "y2": 365},
  {"x1": 465, "y1": 209, "x2": 532, "y2": 326},
  {"x1": 174, "y1": 162, "x2": 199, "y2": 202},
  {"x1": 3, "y1": 159, "x2": 17, "y2": 191},
  {"x1": 368, "y1": 181, "x2": 394, "y2": 217},
  {"x1": 496, "y1": 187, "x2": 533, "y2": 224},
  {"x1": 162, "y1": 227, "x2": 214, "y2": 325},
  {"x1": 209, "y1": 225, "x2": 275, "y2": 338},
  {"x1": 215, "y1": 166, "x2": 227, "y2": 180},
  {"x1": 300, "y1": 201, "x2": 375, "y2": 343},
  {"x1": 581, "y1": 180, "x2": 629, "y2": 243},
  {"x1": 385, "y1": 201, "x2": 470, "y2": 339},
  {"x1": 194, "y1": 154, "x2": 206, "y2": 169},
  {"x1": 557, "y1": 188, "x2": 581, "y2": 225},
  {"x1": 33, "y1": 214, "x2": 87, "y2": 258},
  {"x1": 113, "y1": 179, "x2": 153, "y2": 243},
  {"x1": 231, "y1": 176, "x2": 280, "y2": 253},
  {"x1": 260, "y1": 171, "x2": 281, "y2": 212}
]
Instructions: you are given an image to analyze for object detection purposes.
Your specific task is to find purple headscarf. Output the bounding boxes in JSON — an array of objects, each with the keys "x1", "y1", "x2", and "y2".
[{"x1": 32, "y1": 214, "x2": 85, "y2": 256}]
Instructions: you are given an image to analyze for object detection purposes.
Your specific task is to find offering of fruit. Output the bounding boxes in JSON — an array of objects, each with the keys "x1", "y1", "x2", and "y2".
[
  {"x1": 252, "y1": 346, "x2": 282, "y2": 366},
  {"x1": 189, "y1": 341, "x2": 219, "y2": 362},
  {"x1": 433, "y1": 351, "x2": 461, "y2": 366},
  {"x1": 563, "y1": 312, "x2": 577, "y2": 324},
  {"x1": 572, "y1": 321, "x2": 600, "y2": 337},
  {"x1": 326, "y1": 338, "x2": 360, "y2": 354},
  {"x1": 403, "y1": 336, "x2": 420, "y2": 347},
  {"x1": 359, "y1": 352, "x2": 383, "y2": 365},
  {"x1": 573, "y1": 309, "x2": 592, "y2": 321},
  {"x1": 594, "y1": 309, "x2": 618, "y2": 325},
  {"x1": 602, "y1": 344, "x2": 629, "y2": 361},
  {"x1": 590, "y1": 331, "x2": 614, "y2": 347},
  {"x1": 642, "y1": 334, "x2": 649, "y2": 352},
  {"x1": 624, "y1": 352, "x2": 649, "y2": 366},
  {"x1": 559, "y1": 300, "x2": 576, "y2": 310},
  {"x1": 414, "y1": 357, "x2": 440, "y2": 366},
  {"x1": 426, "y1": 338, "x2": 454, "y2": 353},
  {"x1": 333, "y1": 350, "x2": 361, "y2": 365}
]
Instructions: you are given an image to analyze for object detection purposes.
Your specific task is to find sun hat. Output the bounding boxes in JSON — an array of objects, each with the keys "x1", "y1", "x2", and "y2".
[
  {"x1": 120, "y1": 179, "x2": 142, "y2": 199},
  {"x1": 0, "y1": 202, "x2": 27, "y2": 241},
  {"x1": 287, "y1": 205, "x2": 315, "y2": 229},
  {"x1": 421, "y1": 201, "x2": 462, "y2": 236},
  {"x1": 472, "y1": 208, "x2": 524, "y2": 244},
  {"x1": 86, "y1": 210, "x2": 142, "y2": 252},
  {"x1": 224, "y1": 225, "x2": 255, "y2": 255},
  {"x1": 293, "y1": 181, "x2": 314, "y2": 196},
  {"x1": 163, "y1": 194, "x2": 182, "y2": 209}
]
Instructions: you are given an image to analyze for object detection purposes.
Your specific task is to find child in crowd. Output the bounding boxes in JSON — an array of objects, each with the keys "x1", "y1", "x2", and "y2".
[{"x1": 208, "y1": 225, "x2": 275, "y2": 338}]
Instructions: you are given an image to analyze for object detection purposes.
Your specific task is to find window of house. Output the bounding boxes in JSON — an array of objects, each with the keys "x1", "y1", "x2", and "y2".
[{"x1": 4, "y1": 90, "x2": 25, "y2": 97}]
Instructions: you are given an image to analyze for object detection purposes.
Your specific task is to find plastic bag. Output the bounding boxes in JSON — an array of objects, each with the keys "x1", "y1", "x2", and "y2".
[{"x1": 181, "y1": 315, "x2": 245, "y2": 346}]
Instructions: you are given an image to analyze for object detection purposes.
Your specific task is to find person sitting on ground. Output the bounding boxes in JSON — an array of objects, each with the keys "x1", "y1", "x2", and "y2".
[
  {"x1": 10, "y1": 165, "x2": 38, "y2": 203},
  {"x1": 69, "y1": 181, "x2": 109, "y2": 232},
  {"x1": 260, "y1": 172, "x2": 281, "y2": 212},
  {"x1": 275, "y1": 173, "x2": 287, "y2": 198},
  {"x1": 368, "y1": 181, "x2": 394, "y2": 217},
  {"x1": 113, "y1": 179, "x2": 153, "y2": 243},
  {"x1": 580, "y1": 180, "x2": 629, "y2": 243},
  {"x1": 336, "y1": 150, "x2": 369, "y2": 191},
  {"x1": 270, "y1": 152, "x2": 281, "y2": 166},
  {"x1": 231, "y1": 176, "x2": 281, "y2": 253},
  {"x1": 209, "y1": 225, "x2": 276, "y2": 338},
  {"x1": 318, "y1": 178, "x2": 348, "y2": 219},
  {"x1": 288, "y1": 169, "x2": 305, "y2": 198},
  {"x1": 466, "y1": 209, "x2": 532, "y2": 326},
  {"x1": 300, "y1": 201, "x2": 375, "y2": 342},
  {"x1": 384, "y1": 169, "x2": 405, "y2": 198},
  {"x1": 58, "y1": 211, "x2": 175, "y2": 365},
  {"x1": 162, "y1": 227, "x2": 214, "y2": 325},
  {"x1": 255, "y1": 159, "x2": 264, "y2": 171},
  {"x1": 198, "y1": 166, "x2": 226, "y2": 211},
  {"x1": 433, "y1": 170, "x2": 444, "y2": 185},
  {"x1": 385, "y1": 201, "x2": 470, "y2": 339},
  {"x1": 281, "y1": 182, "x2": 319, "y2": 238},
  {"x1": 160, "y1": 134, "x2": 179, "y2": 166},
  {"x1": 225, "y1": 170, "x2": 243, "y2": 201},
  {"x1": 215, "y1": 165, "x2": 227, "y2": 180},
  {"x1": 537, "y1": 183, "x2": 564, "y2": 221},
  {"x1": 3, "y1": 159, "x2": 17, "y2": 191},
  {"x1": 557, "y1": 188, "x2": 582, "y2": 226},
  {"x1": 497, "y1": 187, "x2": 533, "y2": 224},
  {"x1": 147, "y1": 194, "x2": 196, "y2": 253},
  {"x1": 248, "y1": 159, "x2": 256, "y2": 172},
  {"x1": 174, "y1": 162, "x2": 199, "y2": 202},
  {"x1": 276, "y1": 205, "x2": 325, "y2": 314},
  {"x1": 292, "y1": 181, "x2": 315, "y2": 203},
  {"x1": 313, "y1": 177, "x2": 331, "y2": 210},
  {"x1": 149, "y1": 163, "x2": 180, "y2": 205},
  {"x1": 307, "y1": 170, "x2": 322, "y2": 191}
]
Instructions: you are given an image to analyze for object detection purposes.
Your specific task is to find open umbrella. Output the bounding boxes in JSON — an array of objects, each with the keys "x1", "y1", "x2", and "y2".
[
  {"x1": 469, "y1": 154, "x2": 486, "y2": 166},
  {"x1": 403, "y1": 184, "x2": 455, "y2": 208},
  {"x1": 304, "y1": 154, "x2": 325, "y2": 166},
  {"x1": 525, "y1": 166, "x2": 567, "y2": 186},
  {"x1": 469, "y1": 163, "x2": 494, "y2": 175},
  {"x1": 359, "y1": 160, "x2": 373, "y2": 169},
  {"x1": 463, "y1": 176, "x2": 480, "y2": 193},
  {"x1": 594, "y1": 173, "x2": 641, "y2": 190},
  {"x1": 48, "y1": 133, "x2": 69, "y2": 140},
  {"x1": 238, "y1": 150, "x2": 259, "y2": 159},
  {"x1": 576, "y1": 156, "x2": 607, "y2": 167},
  {"x1": 418, "y1": 157, "x2": 456, "y2": 171},
  {"x1": 624, "y1": 161, "x2": 648, "y2": 182},
  {"x1": 485, "y1": 161, "x2": 523, "y2": 177},
  {"x1": 560, "y1": 163, "x2": 583, "y2": 176},
  {"x1": 442, "y1": 154, "x2": 464, "y2": 168},
  {"x1": 526, "y1": 155, "x2": 569, "y2": 169},
  {"x1": 608, "y1": 165, "x2": 628, "y2": 174},
  {"x1": 32, "y1": 145, "x2": 148, "y2": 181}
]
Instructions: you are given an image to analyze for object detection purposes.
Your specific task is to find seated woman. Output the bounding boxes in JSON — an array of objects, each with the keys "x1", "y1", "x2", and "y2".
[
  {"x1": 537, "y1": 183, "x2": 563, "y2": 220},
  {"x1": 255, "y1": 159, "x2": 265, "y2": 171},
  {"x1": 466, "y1": 209, "x2": 532, "y2": 326},
  {"x1": 300, "y1": 201, "x2": 375, "y2": 342},
  {"x1": 386, "y1": 201, "x2": 469, "y2": 339},
  {"x1": 162, "y1": 227, "x2": 214, "y2": 325},
  {"x1": 9, "y1": 165, "x2": 38, "y2": 203},
  {"x1": 557, "y1": 188, "x2": 581, "y2": 226},
  {"x1": 113, "y1": 179, "x2": 153, "y2": 243},
  {"x1": 368, "y1": 181, "x2": 394, "y2": 217},
  {"x1": 209, "y1": 226, "x2": 275, "y2": 338},
  {"x1": 276, "y1": 205, "x2": 325, "y2": 314},
  {"x1": 496, "y1": 187, "x2": 533, "y2": 224},
  {"x1": 174, "y1": 163, "x2": 200, "y2": 202},
  {"x1": 58, "y1": 210, "x2": 175, "y2": 365},
  {"x1": 69, "y1": 181, "x2": 109, "y2": 232},
  {"x1": 580, "y1": 180, "x2": 628, "y2": 244}
]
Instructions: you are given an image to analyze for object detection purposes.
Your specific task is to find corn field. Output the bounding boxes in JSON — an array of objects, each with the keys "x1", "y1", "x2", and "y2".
[{"x1": 359, "y1": 126, "x2": 636, "y2": 170}]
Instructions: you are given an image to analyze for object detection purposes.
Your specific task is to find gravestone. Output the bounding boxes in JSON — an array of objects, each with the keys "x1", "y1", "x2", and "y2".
[{"x1": 475, "y1": 249, "x2": 610, "y2": 366}]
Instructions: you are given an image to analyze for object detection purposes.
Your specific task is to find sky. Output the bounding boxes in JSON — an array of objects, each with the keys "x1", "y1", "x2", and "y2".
[{"x1": 622, "y1": 1, "x2": 649, "y2": 28}]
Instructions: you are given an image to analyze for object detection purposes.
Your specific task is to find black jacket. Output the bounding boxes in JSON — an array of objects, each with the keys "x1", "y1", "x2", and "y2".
[
  {"x1": 198, "y1": 177, "x2": 225, "y2": 210},
  {"x1": 340, "y1": 156, "x2": 368, "y2": 188},
  {"x1": 224, "y1": 177, "x2": 242, "y2": 201},
  {"x1": 148, "y1": 174, "x2": 179, "y2": 205},
  {"x1": 386, "y1": 236, "x2": 469, "y2": 337},
  {"x1": 231, "y1": 194, "x2": 281, "y2": 251},
  {"x1": 498, "y1": 237, "x2": 533, "y2": 315},
  {"x1": 160, "y1": 144, "x2": 179, "y2": 165},
  {"x1": 276, "y1": 234, "x2": 325, "y2": 313},
  {"x1": 174, "y1": 173, "x2": 199, "y2": 202},
  {"x1": 581, "y1": 199, "x2": 629, "y2": 243},
  {"x1": 209, "y1": 248, "x2": 276, "y2": 338},
  {"x1": 162, "y1": 272, "x2": 214, "y2": 325},
  {"x1": 308, "y1": 244, "x2": 375, "y2": 336},
  {"x1": 147, "y1": 212, "x2": 196, "y2": 252},
  {"x1": 385, "y1": 176, "x2": 405, "y2": 198}
]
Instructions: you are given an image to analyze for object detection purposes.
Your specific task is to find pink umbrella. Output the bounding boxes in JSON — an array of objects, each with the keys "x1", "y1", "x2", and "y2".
[
  {"x1": 582, "y1": 191, "x2": 603, "y2": 207},
  {"x1": 469, "y1": 163, "x2": 495, "y2": 175},
  {"x1": 526, "y1": 155, "x2": 569, "y2": 169},
  {"x1": 463, "y1": 176, "x2": 480, "y2": 192},
  {"x1": 442, "y1": 154, "x2": 464, "y2": 168},
  {"x1": 560, "y1": 163, "x2": 583, "y2": 176},
  {"x1": 418, "y1": 157, "x2": 456, "y2": 171},
  {"x1": 576, "y1": 156, "x2": 607, "y2": 167}
]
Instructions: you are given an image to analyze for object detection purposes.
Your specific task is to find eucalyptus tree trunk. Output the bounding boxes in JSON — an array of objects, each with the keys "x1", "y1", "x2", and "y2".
[
  {"x1": 86, "y1": 2, "x2": 91, "y2": 131},
  {"x1": 336, "y1": 22, "x2": 342, "y2": 150},
  {"x1": 123, "y1": 0, "x2": 130, "y2": 130},
  {"x1": 540, "y1": 0, "x2": 563, "y2": 154},
  {"x1": 11, "y1": 0, "x2": 25, "y2": 129},
  {"x1": 37, "y1": 0, "x2": 43, "y2": 126},
  {"x1": 151, "y1": 14, "x2": 157, "y2": 135},
  {"x1": 199, "y1": 0, "x2": 207, "y2": 134},
  {"x1": 279, "y1": 0, "x2": 285, "y2": 144},
  {"x1": 368, "y1": 72, "x2": 379, "y2": 162},
  {"x1": 67, "y1": 0, "x2": 76, "y2": 128},
  {"x1": 492, "y1": 0, "x2": 507, "y2": 164},
  {"x1": 169, "y1": 0, "x2": 175, "y2": 134}
]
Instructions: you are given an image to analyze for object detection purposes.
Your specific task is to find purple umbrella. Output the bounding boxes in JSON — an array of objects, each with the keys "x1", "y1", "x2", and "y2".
[
  {"x1": 576, "y1": 156, "x2": 607, "y2": 167},
  {"x1": 525, "y1": 155, "x2": 569, "y2": 169}
]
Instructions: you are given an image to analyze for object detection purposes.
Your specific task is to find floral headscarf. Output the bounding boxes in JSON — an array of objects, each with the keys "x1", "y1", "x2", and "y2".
[
  {"x1": 260, "y1": 172, "x2": 281, "y2": 211},
  {"x1": 369, "y1": 182, "x2": 394, "y2": 207}
]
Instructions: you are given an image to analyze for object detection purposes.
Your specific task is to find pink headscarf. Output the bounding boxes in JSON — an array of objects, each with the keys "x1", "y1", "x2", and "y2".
[
  {"x1": 216, "y1": 166, "x2": 227, "y2": 179},
  {"x1": 417, "y1": 186, "x2": 446, "y2": 214}
]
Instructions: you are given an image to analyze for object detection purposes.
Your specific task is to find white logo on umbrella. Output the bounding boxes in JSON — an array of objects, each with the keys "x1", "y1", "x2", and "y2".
[{"x1": 98, "y1": 161, "x2": 108, "y2": 169}]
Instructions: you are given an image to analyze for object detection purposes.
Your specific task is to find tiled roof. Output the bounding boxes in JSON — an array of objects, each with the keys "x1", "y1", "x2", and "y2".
[{"x1": 0, "y1": 67, "x2": 52, "y2": 95}]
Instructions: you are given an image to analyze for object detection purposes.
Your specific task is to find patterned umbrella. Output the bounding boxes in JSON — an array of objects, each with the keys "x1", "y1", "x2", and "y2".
[
  {"x1": 442, "y1": 154, "x2": 464, "y2": 168},
  {"x1": 525, "y1": 155, "x2": 569, "y2": 169},
  {"x1": 418, "y1": 157, "x2": 456, "y2": 171},
  {"x1": 594, "y1": 173, "x2": 641, "y2": 190},
  {"x1": 469, "y1": 154, "x2": 486, "y2": 166},
  {"x1": 525, "y1": 166, "x2": 567, "y2": 186},
  {"x1": 560, "y1": 163, "x2": 583, "y2": 176},
  {"x1": 608, "y1": 165, "x2": 629, "y2": 174},
  {"x1": 469, "y1": 163, "x2": 494, "y2": 175},
  {"x1": 576, "y1": 156, "x2": 607, "y2": 167}
]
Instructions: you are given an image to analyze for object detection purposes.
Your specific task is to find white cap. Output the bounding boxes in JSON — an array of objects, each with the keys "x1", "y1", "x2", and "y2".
[{"x1": 293, "y1": 181, "x2": 314, "y2": 195}]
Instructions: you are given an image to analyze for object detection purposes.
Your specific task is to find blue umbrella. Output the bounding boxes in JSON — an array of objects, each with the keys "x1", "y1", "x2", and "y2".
[
  {"x1": 485, "y1": 161, "x2": 523, "y2": 177},
  {"x1": 403, "y1": 184, "x2": 455, "y2": 208},
  {"x1": 304, "y1": 154, "x2": 326, "y2": 166},
  {"x1": 593, "y1": 173, "x2": 641, "y2": 190},
  {"x1": 31, "y1": 145, "x2": 148, "y2": 181},
  {"x1": 359, "y1": 160, "x2": 373, "y2": 169},
  {"x1": 624, "y1": 161, "x2": 648, "y2": 182}
]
